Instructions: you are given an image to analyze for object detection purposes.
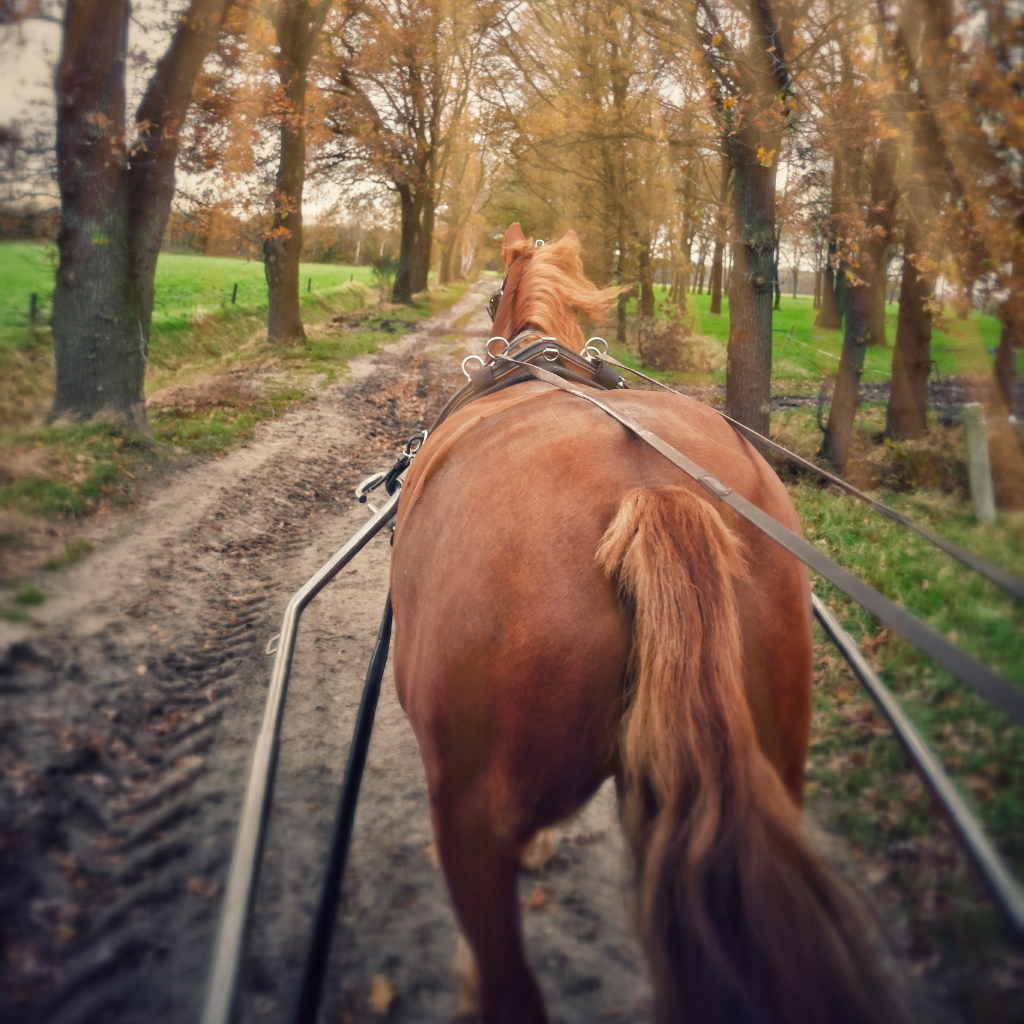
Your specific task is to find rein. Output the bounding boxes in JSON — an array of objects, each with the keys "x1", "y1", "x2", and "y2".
[
  {"x1": 587, "y1": 346, "x2": 1024, "y2": 603},
  {"x1": 497, "y1": 352, "x2": 1024, "y2": 730},
  {"x1": 375, "y1": 319, "x2": 1024, "y2": 727}
]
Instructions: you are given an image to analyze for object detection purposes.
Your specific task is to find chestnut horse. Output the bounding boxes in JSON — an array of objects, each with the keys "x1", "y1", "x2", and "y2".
[{"x1": 389, "y1": 225, "x2": 903, "y2": 1024}]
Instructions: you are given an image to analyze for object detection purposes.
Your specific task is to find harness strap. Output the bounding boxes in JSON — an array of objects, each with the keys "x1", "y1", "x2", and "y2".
[
  {"x1": 505, "y1": 356, "x2": 1024, "y2": 729},
  {"x1": 591, "y1": 351, "x2": 1024, "y2": 603},
  {"x1": 427, "y1": 336, "x2": 626, "y2": 433}
]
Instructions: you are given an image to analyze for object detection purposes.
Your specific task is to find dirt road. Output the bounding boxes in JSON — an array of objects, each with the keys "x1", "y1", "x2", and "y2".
[{"x1": 1, "y1": 284, "x2": 652, "y2": 1024}]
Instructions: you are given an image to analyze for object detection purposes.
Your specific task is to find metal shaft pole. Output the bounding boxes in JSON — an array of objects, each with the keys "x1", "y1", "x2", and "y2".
[
  {"x1": 812, "y1": 594, "x2": 1024, "y2": 940},
  {"x1": 201, "y1": 493, "x2": 400, "y2": 1024},
  {"x1": 292, "y1": 594, "x2": 393, "y2": 1024}
]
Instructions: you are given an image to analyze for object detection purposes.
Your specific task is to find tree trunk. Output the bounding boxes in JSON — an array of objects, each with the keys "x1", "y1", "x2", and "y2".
[
  {"x1": 772, "y1": 238, "x2": 781, "y2": 311},
  {"x1": 129, "y1": 0, "x2": 231, "y2": 346},
  {"x1": 439, "y1": 231, "x2": 457, "y2": 286},
  {"x1": 815, "y1": 253, "x2": 843, "y2": 329},
  {"x1": 725, "y1": 124, "x2": 780, "y2": 438},
  {"x1": 709, "y1": 245, "x2": 723, "y2": 313},
  {"x1": 792, "y1": 266, "x2": 798, "y2": 299},
  {"x1": 264, "y1": 80, "x2": 307, "y2": 342},
  {"x1": 868, "y1": 273, "x2": 889, "y2": 346},
  {"x1": 885, "y1": 0, "x2": 951, "y2": 436},
  {"x1": 994, "y1": 320, "x2": 1018, "y2": 414},
  {"x1": 709, "y1": 153, "x2": 729, "y2": 316},
  {"x1": 994, "y1": 216, "x2": 1023, "y2": 417},
  {"x1": 886, "y1": 229, "x2": 932, "y2": 438},
  {"x1": 50, "y1": 2, "x2": 140, "y2": 426},
  {"x1": 412, "y1": 192, "x2": 435, "y2": 293},
  {"x1": 866, "y1": 139, "x2": 898, "y2": 347},
  {"x1": 50, "y1": 0, "x2": 230, "y2": 428},
  {"x1": 393, "y1": 185, "x2": 420, "y2": 304},
  {"x1": 813, "y1": 266, "x2": 822, "y2": 308},
  {"x1": 820, "y1": 274, "x2": 872, "y2": 469},
  {"x1": 265, "y1": 0, "x2": 332, "y2": 343},
  {"x1": 615, "y1": 232, "x2": 628, "y2": 344},
  {"x1": 814, "y1": 155, "x2": 844, "y2": 329},
  {"x1": 638, "y1": 245, "x2": 655, "y2": 318}
]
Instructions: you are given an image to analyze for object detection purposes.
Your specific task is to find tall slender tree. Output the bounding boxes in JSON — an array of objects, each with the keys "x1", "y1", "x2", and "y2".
[
  {"x1": 683, "y1": 0, "x2": 794, "y2": 438},
  {"x1": 324, "y1": 0, "x2": 485, "y2": 303},
  {"x1": 264, "y1": 0, "x2": 333, "y2": 343},
  {"x1": 885, "y1": 0, "x2": 951, "y2": 438}
]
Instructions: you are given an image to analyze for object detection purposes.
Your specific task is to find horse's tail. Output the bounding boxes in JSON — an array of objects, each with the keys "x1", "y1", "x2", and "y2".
[{"x1": 596, "y1": 487, "x2": 905, "y2": 1024}]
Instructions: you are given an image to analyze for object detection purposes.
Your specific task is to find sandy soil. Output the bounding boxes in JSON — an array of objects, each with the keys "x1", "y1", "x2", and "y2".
[{"x1": 0, "y1": 283, "x2": 976, "y2": 1024}]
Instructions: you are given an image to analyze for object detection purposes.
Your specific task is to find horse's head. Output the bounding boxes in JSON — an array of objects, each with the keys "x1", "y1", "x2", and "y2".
[{"x1": 489, "y1": 223, "x2": 619, "y2": 353}]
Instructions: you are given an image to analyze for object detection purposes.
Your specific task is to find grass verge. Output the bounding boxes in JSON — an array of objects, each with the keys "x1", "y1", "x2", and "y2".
[{"x1": 780, "y1": 430, "x2": 1024, "y2": 1017}]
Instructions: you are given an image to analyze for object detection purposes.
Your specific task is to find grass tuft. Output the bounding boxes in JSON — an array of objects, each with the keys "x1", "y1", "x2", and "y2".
[
  {"x1": 15, "y1": 584, "x2": 45, "y2": 605},
  {"x1": 41, "y1": 537, "x2": 93, "y2": 571}
]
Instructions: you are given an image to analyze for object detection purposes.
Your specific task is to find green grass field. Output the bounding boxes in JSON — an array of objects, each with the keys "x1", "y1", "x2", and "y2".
[
  {"x1": 618, "y1": 286, "x2": 1006, "y2": 388},
  {"x1": 0, "y1": 242, "x2": 379, "y2": 369}
]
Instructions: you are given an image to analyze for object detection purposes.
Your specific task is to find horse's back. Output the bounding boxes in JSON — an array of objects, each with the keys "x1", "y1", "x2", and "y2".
[{"x1": 390, "y1": 384, "x2": 814, "y2": 828}]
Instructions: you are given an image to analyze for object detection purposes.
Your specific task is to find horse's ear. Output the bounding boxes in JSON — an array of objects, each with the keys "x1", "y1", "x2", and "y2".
[
  {"x1": 564, "y1": 230, "x2": 578, "y2": 242},
  {"x1": 503, "y1": 222, "x2": 525, "y2": 267}
]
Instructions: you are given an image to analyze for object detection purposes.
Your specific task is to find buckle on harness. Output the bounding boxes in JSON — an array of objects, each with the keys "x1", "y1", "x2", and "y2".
[
  {"x1": 698, "y1": 474, "x2": 732, "y2": 500},
  {"x1": 355, "y1": 432, "x2": 429, "y2": 509}
]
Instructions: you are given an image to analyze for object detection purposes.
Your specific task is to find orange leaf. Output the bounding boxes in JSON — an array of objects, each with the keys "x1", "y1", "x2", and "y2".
[{"x1": 525, "y1": 885, "x2": 550, "y2": 910}]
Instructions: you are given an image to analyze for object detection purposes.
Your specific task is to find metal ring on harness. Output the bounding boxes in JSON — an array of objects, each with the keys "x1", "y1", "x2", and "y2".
[
  {"x1": 486, "y1": 336, "x2": 510, "y2": 360},
  {"x1": 462, "y1": 354, "x2": 485, "y2": 379},
  {"x1": 404, "y1": 430, "x2": 427, "y2": 456},
  {"x1": 542, "y1": 346, "x2": 560, "y2": 362},
  {"x1": 583, "y1": 337, "x2": 609, "y2": 359}
]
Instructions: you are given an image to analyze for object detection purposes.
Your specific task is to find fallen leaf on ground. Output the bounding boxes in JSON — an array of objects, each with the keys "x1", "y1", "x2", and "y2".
[
  {"x1": 521, "y1": 828, "x2": 555, "y2": 871},
  {"x1": 525, "y1": 885, "x2": 550, "y2": 910},
  {"x1": 186, "y1": 876, "x2": 221, "y2": 903},
  {"x1": 368, "y1": 974, "x2": 396, "y2": 1015}
]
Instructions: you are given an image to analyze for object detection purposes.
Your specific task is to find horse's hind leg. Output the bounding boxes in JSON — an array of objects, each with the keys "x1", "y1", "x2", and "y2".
[{"x1": 434, "y1": 799, "x2": 547, "y2": 1024}]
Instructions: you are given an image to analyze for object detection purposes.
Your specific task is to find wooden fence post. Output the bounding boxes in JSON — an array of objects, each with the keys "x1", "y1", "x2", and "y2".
[{"x1": 963, "y1": 402, "x2": 996, "y2": 524}]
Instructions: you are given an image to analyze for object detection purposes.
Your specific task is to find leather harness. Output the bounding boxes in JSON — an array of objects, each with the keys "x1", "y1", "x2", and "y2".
[{"x1": 427, "y1": 331, "x2": 627, "y2": 431}]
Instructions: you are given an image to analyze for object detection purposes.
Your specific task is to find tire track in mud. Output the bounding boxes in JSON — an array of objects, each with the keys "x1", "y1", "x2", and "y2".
[{"x1": 0, "y1": 287, "x2": 506, "y2": 1024}]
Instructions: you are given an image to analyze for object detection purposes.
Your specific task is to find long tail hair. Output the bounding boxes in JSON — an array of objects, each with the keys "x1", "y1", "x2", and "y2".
[{"x1": 596, "y1": 487, "x2": 906, "y2": 1024}]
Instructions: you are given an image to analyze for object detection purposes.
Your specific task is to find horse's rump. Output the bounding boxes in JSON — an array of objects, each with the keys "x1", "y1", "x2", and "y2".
[{"x1": 392, "y1": 383, "x2": 813, "y2": 805}]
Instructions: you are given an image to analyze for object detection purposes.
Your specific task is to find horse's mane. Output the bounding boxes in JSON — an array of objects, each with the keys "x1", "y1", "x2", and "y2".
[{"x1": 504, "y1": 233, "x2": 622, "y2": 350}]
